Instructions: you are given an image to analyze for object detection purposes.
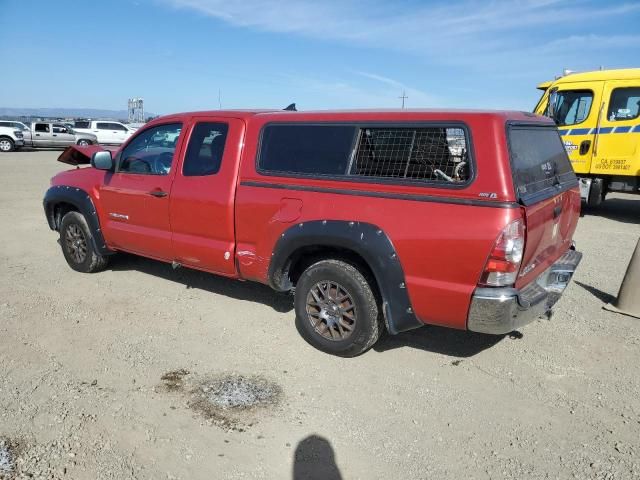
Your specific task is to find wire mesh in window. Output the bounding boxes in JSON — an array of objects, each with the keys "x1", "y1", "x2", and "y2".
[{"x1": 350, "y1": 127, "x2": 469, "y2": 183}]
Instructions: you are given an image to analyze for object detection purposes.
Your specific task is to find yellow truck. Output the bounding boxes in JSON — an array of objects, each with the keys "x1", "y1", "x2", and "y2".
[{"x1": 534, "y1": 68, "x2": 640, "y2": 206}]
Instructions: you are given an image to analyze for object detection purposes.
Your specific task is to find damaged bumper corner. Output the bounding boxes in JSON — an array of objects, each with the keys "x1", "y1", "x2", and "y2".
[{"x1": 467, "y1": 248, "x2": 582, "y2": 335}]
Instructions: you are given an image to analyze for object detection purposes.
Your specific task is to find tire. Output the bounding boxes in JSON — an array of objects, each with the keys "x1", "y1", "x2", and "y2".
[
  {"x1": 294, "y1": 259, "x2": 383, "y2": 357},
  {"x1": 59, "y1": 211, "x2": 109, "y2": 273},
  {"x1": 0, "y1": 137, "x2": 15, "y2": 152},
  {"x1": 586, "y1": 178, "x2": 603, "y2": 208},
  {"x1": 77, "y1": 139, "x2": 91, "y2": 147}
]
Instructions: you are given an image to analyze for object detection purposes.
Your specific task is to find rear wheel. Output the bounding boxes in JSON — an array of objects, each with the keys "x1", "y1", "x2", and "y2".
[
  {"x1": 59, "y1": 211, "x2": 109, "y2": 273},
  {"x1": 0, "y1": 137, "x2": 15, "y2": 152},
  {"x1": 294, "y1": 259, "x2": 382, "y2": 357}
]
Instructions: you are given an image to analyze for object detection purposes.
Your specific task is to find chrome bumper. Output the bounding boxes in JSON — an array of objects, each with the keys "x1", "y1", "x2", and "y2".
[{"x1": 467, "y1": 248, "x2": 582, "y2": 335}]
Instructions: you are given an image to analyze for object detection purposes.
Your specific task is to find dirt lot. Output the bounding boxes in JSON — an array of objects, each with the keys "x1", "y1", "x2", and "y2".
[{"x1": 1, "y1": 150, "x2": 639, "y2": 480}]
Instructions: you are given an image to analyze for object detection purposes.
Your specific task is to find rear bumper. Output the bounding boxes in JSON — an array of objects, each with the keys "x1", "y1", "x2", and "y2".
[{"x1": 467, "y1": 248, "x2": 582, "y2": 334}]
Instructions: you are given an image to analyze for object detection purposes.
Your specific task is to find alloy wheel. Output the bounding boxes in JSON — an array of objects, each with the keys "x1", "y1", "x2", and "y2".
[
  {"x1": 65, "y1": 223, "x2": 87, "y2": 264},
  {"x1": 306, "y1": 281, "x2": 357, "y2": 341}
]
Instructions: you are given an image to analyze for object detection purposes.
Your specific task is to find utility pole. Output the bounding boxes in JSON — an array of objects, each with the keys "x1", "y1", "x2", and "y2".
[
  {"x1": 399, "y1": 90, "x2": 408, "y2": 109},
  {"x1": 218, "y1": 89, "x2": 222, "y2": 109}
]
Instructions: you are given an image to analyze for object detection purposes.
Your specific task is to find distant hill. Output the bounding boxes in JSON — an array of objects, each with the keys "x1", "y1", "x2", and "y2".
[{"x1": 0, "y1": 107, "x2": 156, "y2": 120}]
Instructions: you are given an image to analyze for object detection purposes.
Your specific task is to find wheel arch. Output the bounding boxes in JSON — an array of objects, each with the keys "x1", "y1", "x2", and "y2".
[
  {"x1": 43, "y1": 185, "x2": 113, "y2": 255},
  {"x1": 268, "y1": 221, "x2": 423, "y2": 334}
]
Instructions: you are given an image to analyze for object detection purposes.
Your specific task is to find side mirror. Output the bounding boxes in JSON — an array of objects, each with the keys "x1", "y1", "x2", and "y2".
[{"x1": 91, "y1": 150, "x2": 114, "y2": 171}]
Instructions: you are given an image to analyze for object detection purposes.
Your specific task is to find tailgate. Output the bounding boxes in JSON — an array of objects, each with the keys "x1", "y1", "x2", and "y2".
[{"x1": 507, "y1": 124, "x2": 581, "y2": 288}]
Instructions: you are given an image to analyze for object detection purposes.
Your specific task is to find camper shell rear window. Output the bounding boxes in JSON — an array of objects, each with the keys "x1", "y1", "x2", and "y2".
[{"x1": 507, "y1": 124, "x2": 577, "y2": 204}]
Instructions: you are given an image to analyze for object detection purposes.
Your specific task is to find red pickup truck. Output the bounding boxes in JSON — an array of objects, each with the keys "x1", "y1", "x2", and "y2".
[{"x1": 44, "y1": 109, "x2": 582, "y2": 356}]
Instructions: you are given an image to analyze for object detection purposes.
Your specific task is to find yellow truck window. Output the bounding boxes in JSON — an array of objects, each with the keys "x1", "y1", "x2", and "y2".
[
  {"x1": 608, "y1": 87, "x2": 640, "y2": 121},
  {"x1": 551, "y1": 90, "x2": 593, "y2": 126}
]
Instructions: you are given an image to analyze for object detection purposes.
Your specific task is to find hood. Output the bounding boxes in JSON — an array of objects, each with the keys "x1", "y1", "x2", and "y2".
[{"x1": 57, "y1": 145, "x2": 119, "y2": 166}]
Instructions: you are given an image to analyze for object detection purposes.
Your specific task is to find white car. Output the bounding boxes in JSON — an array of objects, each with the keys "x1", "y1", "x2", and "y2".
[
  {"x1": 0, "y1": 126, "x2": 25, "y2": 152},
  {"x1": 73, "y1": 120, "x2": 134, "y2": 145},
  {"x1": 0, "y1": 120, "x2": 30, "y2": 132}
]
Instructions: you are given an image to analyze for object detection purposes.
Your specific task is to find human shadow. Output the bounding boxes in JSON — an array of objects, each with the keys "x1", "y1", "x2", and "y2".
[
  {"x1": 373, "y1": 324, "x2": 507, "y2": 357},
  {"x1": 583, "y1": 196, "x2": 640, "y2": 225},
  {"x1": 574, "y1": 280, "x2": 616, "y2": 304},
  {"x1": 107, "y1": 253, "x2": 293, "y2": 313},
  {"x1": 293, "y1": 435, "x2": 343, "y2": 480}
]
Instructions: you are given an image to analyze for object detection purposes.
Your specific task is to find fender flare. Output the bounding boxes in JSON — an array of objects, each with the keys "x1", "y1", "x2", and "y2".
[
  {"x1": 268, "y1": 220, "x2": 422, "y2": 334},
  {"x1": 43, "y1": 185, "x2": 113, "y2": 256}
]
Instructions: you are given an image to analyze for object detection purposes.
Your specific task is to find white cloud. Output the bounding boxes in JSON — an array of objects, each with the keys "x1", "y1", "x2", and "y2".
[
  {"x1": 162, "y1": 0, "x2": 640, "y2": 61},
  {"x1": 272, "y1": 71, "x2": 441, "y2": 109},
  {"x1": 158, "y1": 0, "x2": 639, "y2": 109}
]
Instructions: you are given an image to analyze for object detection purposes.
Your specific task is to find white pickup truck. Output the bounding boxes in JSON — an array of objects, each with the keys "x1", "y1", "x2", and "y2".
[
  {"x1": 73, "y1": 120, "x2": 134, "y2": 145},
  {"x1": 0, "y1": 126, "x2": 25, "y2": 152}
]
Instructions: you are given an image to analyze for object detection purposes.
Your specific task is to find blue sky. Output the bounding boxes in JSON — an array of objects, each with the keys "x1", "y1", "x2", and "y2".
[{"x1": 1, "y1": 0, "x2": 639, "y2": 114}]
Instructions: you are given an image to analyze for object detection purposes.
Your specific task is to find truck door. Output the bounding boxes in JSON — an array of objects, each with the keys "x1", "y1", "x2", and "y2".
[
  {"x1": 111, "y1": 123, "x2": 129, "y2": 144},
  {"x1": 591, "y1": 80, "x2": 640, "y2": 177},
  {"x1": 169, "y1": 117, "x2": 245, "y2": 276},
  {"x1": 52, "y1": 124, "x2": 76, "y2": 147},
  {"x1": 98, "y1": 122, "x2": 184, "y2": 260},
  {"x1": 33, "y1": 123, "x2": 54, "y2": 147},
  {"x1": 96, "y1": 122, "x2": 114, "y2": 144},
  {"x1": 543, "y1": 81, "x2": 604, "y2": 175}
]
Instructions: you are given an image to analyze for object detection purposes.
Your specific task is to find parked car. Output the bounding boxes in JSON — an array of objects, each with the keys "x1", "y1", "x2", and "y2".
[
  {"x1": 43, "y1": 109, "x2": 582, "y2": 356},
  {"x1": 0, "y1": 120, "x2": 30, "y2": 132},
  {"x1": 23, "y1": 122, "x2": 97, "y2": 148},
  {"x1": 0, "y1": 126, "x2": 25, "y2": 152},
  {"x1": 73, "y1": 120, "x2": 134, "y2": 145}
]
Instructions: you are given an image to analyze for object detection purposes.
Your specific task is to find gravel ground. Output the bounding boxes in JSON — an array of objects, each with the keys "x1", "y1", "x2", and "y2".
[{"x1": 1, "y1": 150, "x2": 639, "y2": 479}]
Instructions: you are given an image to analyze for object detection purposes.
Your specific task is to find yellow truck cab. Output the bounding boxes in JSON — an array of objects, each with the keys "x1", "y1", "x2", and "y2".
[{"x1": 534, "y1": 68, "x2": 640, "y2": 206}]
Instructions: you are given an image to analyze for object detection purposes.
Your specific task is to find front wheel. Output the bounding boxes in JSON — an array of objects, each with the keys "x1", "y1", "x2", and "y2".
[
  {"x1": 77, "y1": 139, "x2": 91, "y2": 147},
  {"x1": 294, "y1": 259, "x2": 383, "y2": 357},
  {"x1": 0, "y1": 137, "x2": 15, "y2": 152},
  {"x1": 59, "y1": 211, "x2": 109, "y2": 273}
]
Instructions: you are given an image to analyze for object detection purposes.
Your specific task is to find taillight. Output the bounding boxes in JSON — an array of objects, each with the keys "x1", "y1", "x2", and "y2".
[{"x1": 479, "y1": 219, "x2": 525, "y2": 287}]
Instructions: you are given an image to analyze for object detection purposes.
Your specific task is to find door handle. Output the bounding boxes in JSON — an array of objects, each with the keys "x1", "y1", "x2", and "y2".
[
  {"x1": 35, "y1": 134, "x2": 40, "y2": 136},
  {"x1": 53, "y1": 134, "x2": 58, "y2": 137},
  {"x1": 553, "y1": 205, "x2": 563, "y2": 219},
  {"x1": 579, "y1": 140, "x2": 591, "y2": 155},
  {"x1": 149, "y1": 190, "x2": 168, "y2": 198}
]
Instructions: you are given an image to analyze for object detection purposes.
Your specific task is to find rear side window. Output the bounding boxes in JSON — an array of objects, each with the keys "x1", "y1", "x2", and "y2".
[
  {"x1": 35, "y1": 123, "x2": 50, "y2": 132},
  {"x1": 183, "y1": 122, "x2": 228, "y2": 176},
  {"x1": 74, "y1": 121, "x2": 90, "y2": 129},
  {"x1": 508, "y1": 125, "x2": 576, "y2": 200},
  {"x1": 259, "y1": 125, "x2": 356, "y2": 175},
  {"x1": 351, "y1": 127, "x2": 469, "y2": 182},
  {"x1": 258, "y1": 124, "x2": 470, "y2": 184}
]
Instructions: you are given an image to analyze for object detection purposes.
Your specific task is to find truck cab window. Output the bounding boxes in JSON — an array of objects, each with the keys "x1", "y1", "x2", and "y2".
[
  {"x1": 183, "y1": 122, "x2": 229, "y2": 176},
  {"x1": 547, "y1": 90, "x2": 593, "y2": 126},
  {"x1": 608, "y1": 87, "x2": 640, "y2": 121},
  {"x1": 35, "y1": 123, "x2": 50, "y2": 133},
  {"x1": 118, "y1": 123, "x2": 182, "y2": 175}
]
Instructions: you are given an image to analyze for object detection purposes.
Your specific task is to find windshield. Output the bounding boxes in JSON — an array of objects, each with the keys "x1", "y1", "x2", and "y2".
[{"x1": 546, "y1": 89, "x2": 593, "y2": 126}]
